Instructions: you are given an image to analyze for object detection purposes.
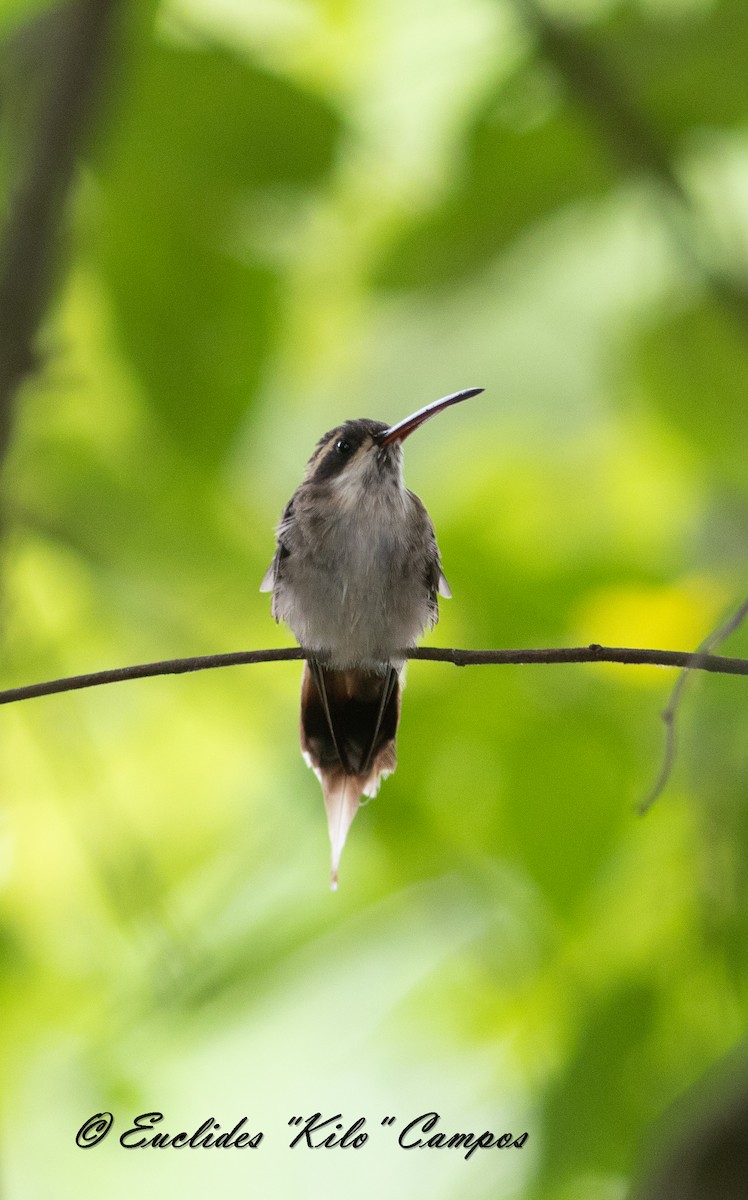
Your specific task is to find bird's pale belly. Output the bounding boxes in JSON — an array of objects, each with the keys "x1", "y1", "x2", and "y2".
[{"x1": 277, "y1": 537, "x2": 428, "y2": 668}]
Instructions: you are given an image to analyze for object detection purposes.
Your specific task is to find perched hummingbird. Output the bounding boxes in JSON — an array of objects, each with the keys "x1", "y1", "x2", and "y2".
[{"x1": 261, "y1": 387, "x2": 484, "y2": 888}]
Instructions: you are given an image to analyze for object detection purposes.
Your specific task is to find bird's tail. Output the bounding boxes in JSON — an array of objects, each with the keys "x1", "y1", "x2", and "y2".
[{"x1": 300, "y1": 662, "x2": 400, "y2": 889}]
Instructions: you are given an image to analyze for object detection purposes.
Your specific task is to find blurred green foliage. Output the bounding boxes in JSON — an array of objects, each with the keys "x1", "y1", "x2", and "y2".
[{"x1": 0, "y1": 0, "x2": 746, "y2": 1197}]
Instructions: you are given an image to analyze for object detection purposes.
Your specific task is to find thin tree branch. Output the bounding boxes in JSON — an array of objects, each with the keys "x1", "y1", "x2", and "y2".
[
  {"x1": 639, "y1": 597, "x2": 748, "y2": 814},
  {"x1": 410, "y1": 647, "x2": 747, "y2": 672},
  {"x1": 0, "y1": 643, "x2": 745, "y2": 707},
  {"x1": 0, "y1": 0, "x2": 120, "y2": 457}
]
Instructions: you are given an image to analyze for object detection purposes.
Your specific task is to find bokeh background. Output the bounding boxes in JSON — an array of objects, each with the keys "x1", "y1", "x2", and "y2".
[{"x1": 0, "y1": 0, "x2": 747, "y2": 1196}]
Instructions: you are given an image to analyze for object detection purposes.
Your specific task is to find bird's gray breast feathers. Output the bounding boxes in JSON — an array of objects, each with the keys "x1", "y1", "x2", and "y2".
[{"x1": 270, "y1": 484, "x2": 439, "y2": 667}]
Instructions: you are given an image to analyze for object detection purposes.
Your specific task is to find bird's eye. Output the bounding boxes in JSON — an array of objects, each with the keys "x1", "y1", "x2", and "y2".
[{"x1": 335, "y1": 438, "x2": 352, "y2": 455}]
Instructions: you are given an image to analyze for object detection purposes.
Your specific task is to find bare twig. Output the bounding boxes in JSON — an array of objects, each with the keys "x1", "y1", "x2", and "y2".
[
  {"x1": 0, "y1": 643, "x2": 745, "y2": 707},
  {"x1": 0, "y1": 0, "x2": 120, "y2": 457},
  {"x1": 639, "y1": 597, "x2": 748, "y2": 814}
]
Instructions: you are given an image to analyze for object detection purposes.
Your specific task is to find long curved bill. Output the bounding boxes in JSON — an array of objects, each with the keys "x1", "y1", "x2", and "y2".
[{"x1": 375, "y1": 386, "x2": 484, "y2": 447}]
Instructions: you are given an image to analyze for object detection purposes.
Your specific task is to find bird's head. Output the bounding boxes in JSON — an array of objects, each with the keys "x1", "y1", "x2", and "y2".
[{"x1": 303, "y1": 387, "x2": 484, "y2": 503}]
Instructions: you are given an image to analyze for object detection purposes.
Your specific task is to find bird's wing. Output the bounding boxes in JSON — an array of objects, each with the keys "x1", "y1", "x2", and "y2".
[
  {"x1": 408, "y1": 490, "x2": 451, "y2": 621},
  {"x1": 259, "y1": 498, "x2": 294, "y2": 597},
  {"x1": 259, "y1": 559, "x2": 277, "y2": 592}
]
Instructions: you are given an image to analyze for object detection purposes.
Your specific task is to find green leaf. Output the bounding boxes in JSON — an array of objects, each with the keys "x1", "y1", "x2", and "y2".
[
  {"x1": 535, "y1": 984, "x2": 662, "y2": 1196},
  {"x1": 636, "y1": 300, "x2": 748, "y2": 493},
  {"x1": 600, "y1": 0, "x2": 748, "y2": 137},
  {"x1": 0, "y1": 0, "x2": 57, "y2": 39},
  {"x1": 375, "y1": 0, "x2": 748, "y2": 294},
  {"x1": 374, "y1": 74, "x2": 615, "y2": 290},
  {"x1": 92, "y1": 40, "x2": 342, "y2": 464}
]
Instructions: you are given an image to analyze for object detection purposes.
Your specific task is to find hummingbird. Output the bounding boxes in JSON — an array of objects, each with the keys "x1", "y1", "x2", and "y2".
[{"x1": 261, "y1": 386, "x2": 484, "y2": 888}]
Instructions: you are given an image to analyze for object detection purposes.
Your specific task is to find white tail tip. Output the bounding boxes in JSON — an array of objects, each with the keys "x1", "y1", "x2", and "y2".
[{"x1": 324, "y1": 777, "x2": 360, "y2": 893}]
